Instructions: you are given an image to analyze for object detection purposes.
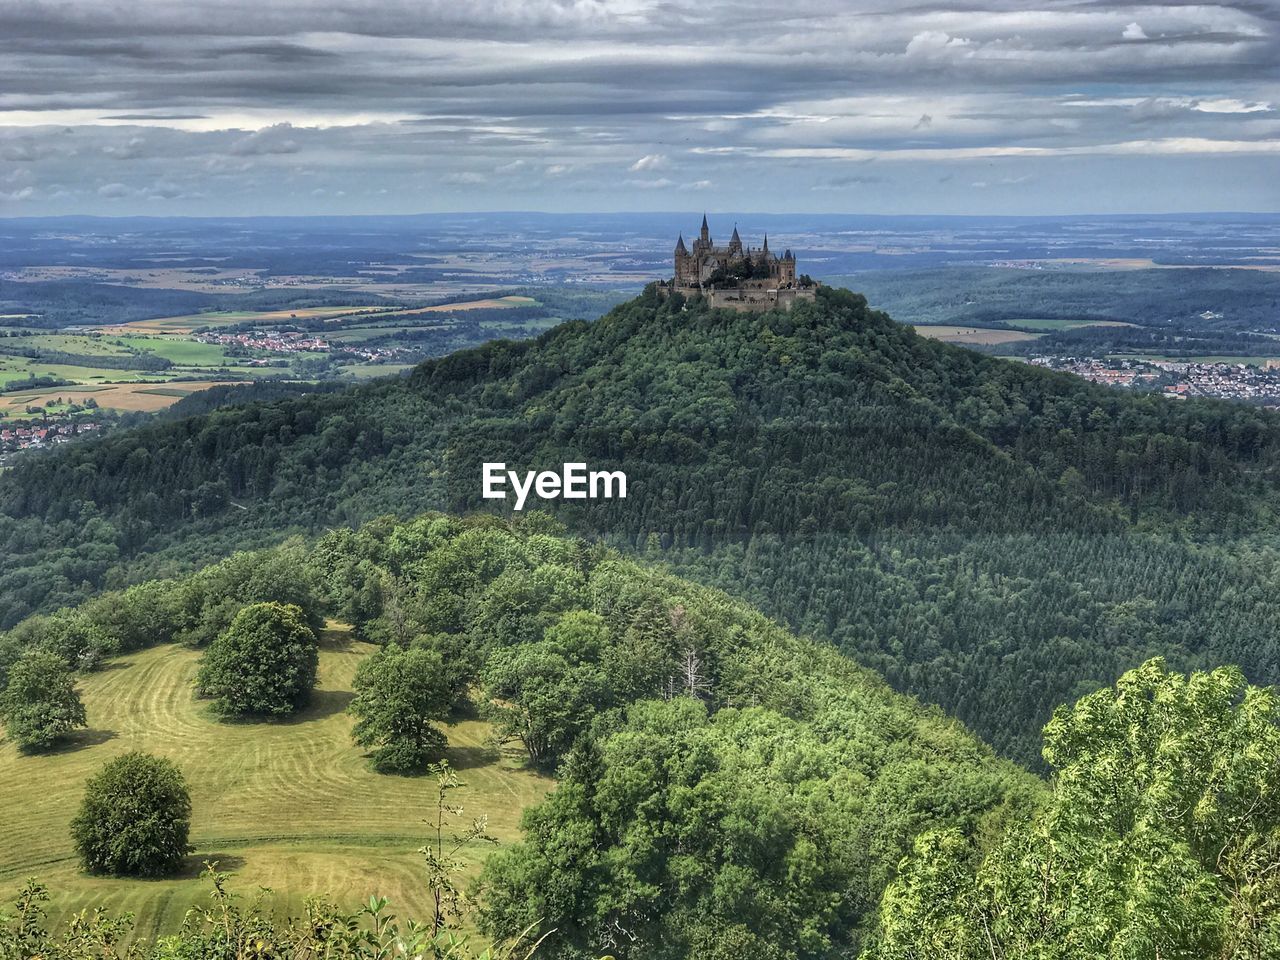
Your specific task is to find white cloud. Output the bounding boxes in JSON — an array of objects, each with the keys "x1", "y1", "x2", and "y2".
[
  {"x1": 629, "y1": 153, "x2": 667, "y2": 171},
  {"x1": 905, "y1": 31, "x2": 974, "y2": 59},
  {"x1": 761, "y1": 138, "x2": 1280, "y2": 162},
  {"x1": 1195, "y1": 99, "x2": 1273, "y2": 114},
  {"x1": 1122, "y1": 22, "x2": 1148, "y2": 41}
]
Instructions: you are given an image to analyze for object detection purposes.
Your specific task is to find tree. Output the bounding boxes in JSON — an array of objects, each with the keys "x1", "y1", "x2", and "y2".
[
  {"x1": 0, "y1": 651, "x2": 87, "y2": 751},
  {"x1": 482, "y1": 612, "x2": 609, "y2": 767},
  {"x1": 196, "y1": 602, "x2": 318, "y2": 717},
  {"x1": 349, "y1": 643, "x2": 453, "y2": 773},
  {"x1": 870, "y1": 659, "x2": 1280, "y2": 960},
  {"x1": 71, "y1": 751, "x2": 191, "y2": 877}
]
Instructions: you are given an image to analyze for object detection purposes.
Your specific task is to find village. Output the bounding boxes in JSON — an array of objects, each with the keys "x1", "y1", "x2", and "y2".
[
  {"x1": 191, "y1": 329, "x2": 407, "y2": 364},
  {"x1": 1031, "y1": 356, "x2": 1280, "y2": 405},
  {"x1": 0, "y1": 418, "x2": 103, "y2": 464}
]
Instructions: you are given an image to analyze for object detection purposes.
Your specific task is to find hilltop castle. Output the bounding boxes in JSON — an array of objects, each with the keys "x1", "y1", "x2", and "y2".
[{"x1": 664, "y1": 215, "x2": 816, "y2": 311}]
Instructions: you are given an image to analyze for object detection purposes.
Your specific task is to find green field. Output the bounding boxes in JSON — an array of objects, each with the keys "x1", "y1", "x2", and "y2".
[
  {"x1": 112, "y1": 335, "x2": 236, "y2": 365},
  {"x1": 0, "y1": 296, "x2": 560, "y2": 422},
  {"x1": 0, "y1": 357, "x2": 174, "y2": 385},
  {"x1": 5, "y1": 334, "x2": 134, "y2": 356},
  {"x1": 0, "y1": 626, "x2": 550, "y2": 939},
  {"x1": 4, "y1": 333, "x2": 237, "y2": 366},
  {"x1": 336, "y1": 362, "x2": 415, "y2": 378}
]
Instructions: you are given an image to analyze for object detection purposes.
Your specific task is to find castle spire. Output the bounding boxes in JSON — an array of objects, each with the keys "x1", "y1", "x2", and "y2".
[
  {"x1": 762, "y1": 232, "x2": 769, "y2": 254},
  {"x1": 675, "y1": 233, "x2": 687, "y2": 255},
  {"x1": 728, "y1": 223, "x2": 742, "y2": 255},
  {"x1": 700, "y1": 213, "x2": 710, "y2": 244}
]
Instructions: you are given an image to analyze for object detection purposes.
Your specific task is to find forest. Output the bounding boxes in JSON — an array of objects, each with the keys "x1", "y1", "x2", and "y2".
[
  {"x1": 4, "y1": 286, "x2": 1280, "y2": 767},
  {"x1": 3, "y1": 515, "x2": 1277, "y2": 958}
]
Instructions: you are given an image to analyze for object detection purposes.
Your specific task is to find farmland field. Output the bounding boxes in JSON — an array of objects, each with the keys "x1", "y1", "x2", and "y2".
[
  {"x1": 112, "y1": 336, "x2": 236, "y2": 365},
  {"x1": 0, "y1": 294, "x2": 567, "y2": 427},
  {"x1": 1, "y1": 380, "x2": 251, "y2": 413},
  {"x1": 0, "y1": 625, "x2": 551, "y2": 940},
  {"x1": 1003, "y1": 318, "x2": 1139, "y2": 331},
  {"x1": 370, "y1": 295, "x2": 536, "y2": 317},
  {"x1": 111, "y1": 305, "x2": 389, "y2": 334},
  {"x1": 0, "y1": 357, "x2": 184, "y2": 385},
  {"x1": 911, "y1": 324, "x2": 1042, "y2": 345}
]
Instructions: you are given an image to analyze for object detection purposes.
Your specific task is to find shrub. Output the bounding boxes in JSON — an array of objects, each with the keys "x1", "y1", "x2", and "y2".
[{"x1": 71, "y1": 751, "x2": 191, "y2": 877}]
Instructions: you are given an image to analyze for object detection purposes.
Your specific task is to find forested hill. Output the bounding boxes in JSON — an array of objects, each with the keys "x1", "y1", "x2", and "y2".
[{"x1": 5, "y1": 284, "x2": 1280, "y2": 764}]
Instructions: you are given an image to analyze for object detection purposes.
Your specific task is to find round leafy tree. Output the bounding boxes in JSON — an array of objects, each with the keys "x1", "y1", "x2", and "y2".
[
  {"x1": 0, "y1": 651, "x2": 87, "y2": 752},
  {"x1": 71, "y1": 751, "x2": 191, "y2": 876},
  {"x1": 349, "y1": 642, "x2": 453, "y2": 773},
  {"x1": 197, "y1": 602, "x2": 318, "y2": 717}
]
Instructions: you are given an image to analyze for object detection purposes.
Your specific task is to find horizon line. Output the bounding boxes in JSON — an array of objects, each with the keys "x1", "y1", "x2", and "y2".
[{"x1": 3, "y1": 209, "x2": 1279, "y2": 223}]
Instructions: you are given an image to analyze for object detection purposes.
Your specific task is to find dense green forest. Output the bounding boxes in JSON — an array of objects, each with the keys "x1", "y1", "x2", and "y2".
[
  {"x1": 5, "y1": 516, "x2": 1278, "y2": 958},
  {"x1": 4, "y1": 286, "x2": 1280, "y2": 764}
]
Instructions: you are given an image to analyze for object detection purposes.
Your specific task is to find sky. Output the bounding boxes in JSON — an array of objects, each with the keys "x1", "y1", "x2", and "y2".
[{"x1": 1, "y1": 0, "x2": 1279, "y2": 217}]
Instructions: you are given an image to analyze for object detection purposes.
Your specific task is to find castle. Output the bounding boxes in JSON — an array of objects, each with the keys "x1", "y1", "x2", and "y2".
[{"x1": 664, "y1": 215, "x2": 815, "y2": 311}]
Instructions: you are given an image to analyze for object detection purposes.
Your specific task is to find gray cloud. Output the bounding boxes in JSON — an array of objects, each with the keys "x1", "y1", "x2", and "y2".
[{"x1": 0, "y1": 0, "x2": 1277, "y2": 215}]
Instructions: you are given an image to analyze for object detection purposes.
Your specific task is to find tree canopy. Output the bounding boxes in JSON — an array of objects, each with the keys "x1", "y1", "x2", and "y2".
[
  {"x1": 196, "y1": 601, "x2": 319, "y2": 717},
  {"x1": 870, "y1": 658, "x2": 1280, "y2": 960},
  {"x1": 71, "y1": 751, "x2": 191, "y2": 877},
  {"x1": 0, "y1": 650, "x2": 86, "y2": 752},
  {"x1": 349, "y1": 642, "x2": 453, "y2": 773}
]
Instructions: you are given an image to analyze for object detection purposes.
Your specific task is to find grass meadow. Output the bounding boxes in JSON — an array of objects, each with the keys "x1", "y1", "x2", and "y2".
[{"x1": 0, "y1": 625, "x2": 551, "y2": 941}]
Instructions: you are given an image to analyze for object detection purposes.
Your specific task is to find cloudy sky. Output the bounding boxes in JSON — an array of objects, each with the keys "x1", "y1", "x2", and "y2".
[{"x1": 2, "y1": 0, "x2": 1278, "y2": 216}]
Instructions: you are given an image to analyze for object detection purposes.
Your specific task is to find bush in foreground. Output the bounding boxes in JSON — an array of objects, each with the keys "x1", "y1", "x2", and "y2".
[
  {"x1": 0, "y1": 651, "x2": 86, "y2": 752},
  {"x1": 869, "y1": 659, "x2": 1280, "y2": 960},
  {"x1": 197, "y1": 601, "x2": 318, "y2": 717},
  {"x1": 71, "y1": 751, "x2": 191, "y2": 877}
]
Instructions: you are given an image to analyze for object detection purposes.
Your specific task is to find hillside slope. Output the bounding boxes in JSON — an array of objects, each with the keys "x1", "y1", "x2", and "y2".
[
  {"x1": 5, "y1": 285, "x2": 1280, "y2": 763},
  {"x1": 0, "y1": 515, "x2": 1032, "y2": 954},
  {"x1": 0, "y1": 625, "x2": 550, "y2": 938}
]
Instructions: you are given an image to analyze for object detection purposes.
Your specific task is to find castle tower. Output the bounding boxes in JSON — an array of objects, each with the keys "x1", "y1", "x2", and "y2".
[
  {"x1": 728, "y1": 224, "x2": 743, "y2": 257},
  {"x1": 700, "y1": 213, "x2": 710, "y2": 247},
  {"x1": 674, "y1": 234, "x2": 689, "y2": 285}
]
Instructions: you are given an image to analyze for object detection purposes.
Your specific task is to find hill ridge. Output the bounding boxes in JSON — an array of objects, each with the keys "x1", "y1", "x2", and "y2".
[{"x1": 4, "y1": 284, "x2": 1280, "y2": 764}]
